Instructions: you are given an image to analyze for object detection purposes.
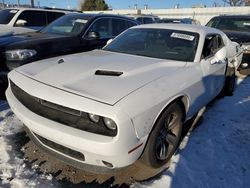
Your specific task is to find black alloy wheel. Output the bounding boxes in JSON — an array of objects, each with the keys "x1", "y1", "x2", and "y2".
[{"x1": 141, "y1": 102, "x2": 184, "y2": 169}]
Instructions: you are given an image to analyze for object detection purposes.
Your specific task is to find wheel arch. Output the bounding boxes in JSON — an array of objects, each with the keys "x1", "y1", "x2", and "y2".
[
  {"x1": 138, "y1": 94, "x2": 189, "y2": 159},
  {"x1": 157, "y1": 95, "x2": 189, "y2": 123},
  {"x1": 149, "y1": 94, "x2": 189, "y2": 138},
  {"x1": 148, "y1": 94, "x2": 189, "y2": 137}
]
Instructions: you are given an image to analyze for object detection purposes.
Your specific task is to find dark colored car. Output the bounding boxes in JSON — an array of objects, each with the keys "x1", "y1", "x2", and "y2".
[
  {"x1": 0, "y1": 13, "x2": 138, "y2": 98},
  {"x1": 160, "y1": 18, "x2": 200, "y2": 25},
  {"x1": 206, "y1": 15, "x2": 250, "y2": 75},
  {"x1": 127, "y1": 15, "x2": 160, "y2": 24}
]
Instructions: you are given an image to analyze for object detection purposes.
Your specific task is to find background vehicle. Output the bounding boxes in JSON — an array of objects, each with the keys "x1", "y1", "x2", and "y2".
[
  {"x1": 160, "y1": 18, "x2": 200, "y2": 24},
  {"x1": 0, "y1": 13, "x2": 138, "y2": 98},
  {"x1": 206, "y1": 15, "x2": 250, "y2": 75},
  {"x1": 6, "y1": 24, "x2": 242, "y2": 180},
  {"x1": 0, "y1": 8, "x2": 70, "y2": 35},
  {"x1": 127, "y1": 14, "x2": 160, "y2": 24}
]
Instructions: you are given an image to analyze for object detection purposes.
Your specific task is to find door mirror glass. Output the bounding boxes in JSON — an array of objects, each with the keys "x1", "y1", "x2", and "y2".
[
  {"x1": 211, "y1": 47, "x2": 227, "y2": 64},
  {"x1": 15, "y1": 19, "x2": 27, "y2": 26},
  {"x1": 106, "y1": 39, "x2": 113, "y2": 45},
  {"x1": 85, "y1": 31, "x2": 100, "y2": 40}
]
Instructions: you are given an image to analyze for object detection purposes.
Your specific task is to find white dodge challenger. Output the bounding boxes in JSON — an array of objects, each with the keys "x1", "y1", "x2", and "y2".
[{"x1": 6, "y1": 24, "x2": 242, "y2": 176}]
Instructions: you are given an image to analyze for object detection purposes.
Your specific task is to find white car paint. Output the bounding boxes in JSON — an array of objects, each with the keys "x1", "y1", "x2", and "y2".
[
  {"x1": 6, "y1": 24, "x2": 242, "y2": 171},
  {"x1": 0, "y1": 25, "x2": 34, "y2": 35},
  {"x1": 0, "y1": 8, "x2": 67, "y2": 35}
]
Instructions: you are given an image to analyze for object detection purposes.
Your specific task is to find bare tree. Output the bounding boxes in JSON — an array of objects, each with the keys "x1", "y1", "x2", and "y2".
[
  {"x1": 79, "y1": 0, "x2": 108, "y2": 11},
  {"x1": 213, "y1": 1, "x2": 221, "y2": 6},
  {"x1": 221, "y1": 0, "x2": 245, "y2": 6},
  {"x1": 78, "y1": 0, "x2": 85, "y2": 10}
]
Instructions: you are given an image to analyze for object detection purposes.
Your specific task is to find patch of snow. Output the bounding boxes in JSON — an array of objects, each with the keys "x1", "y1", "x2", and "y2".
[{"x1": 0, "y1": 101, "x2": 58, "y2": 188}]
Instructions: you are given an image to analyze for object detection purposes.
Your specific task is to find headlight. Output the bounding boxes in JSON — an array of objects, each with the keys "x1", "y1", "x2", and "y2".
[
  {"x1": 103, "y1": 117, "x2": 117, "y2": 130},
  {"x1": 88, "y1": 113, "x2": 100, "y2": 123},
  {"x1": 88, "y1": 113, "x2": 117, "y2": 134},
  {"x1": 5, "y1": 49, "x2": 37, "y2": 61}
]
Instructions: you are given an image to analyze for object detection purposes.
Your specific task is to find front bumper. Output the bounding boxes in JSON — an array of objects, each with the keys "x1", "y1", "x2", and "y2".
[
  {"x1": 23, "y1": 125, "x2": 126, "y2": 174},
  {"x1": 6, "y1": 71, "x2": 147, "y2": 172}
]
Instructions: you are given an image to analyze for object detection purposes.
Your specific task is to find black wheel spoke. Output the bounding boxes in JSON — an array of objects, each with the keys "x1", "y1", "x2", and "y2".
[
  {"x1": 167, "y1": 114, "x2": 178, "y2": 131},
  {"x1": 158, "y1": 142, "x2": 168, "y2": 160},
  {"x1": 166, "y1": 133, "x2": 177, "y2": 147}
]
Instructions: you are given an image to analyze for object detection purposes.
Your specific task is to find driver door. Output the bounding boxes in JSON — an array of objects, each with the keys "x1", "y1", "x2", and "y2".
[
  {"x1": 83, "y1": 18, "x2": 112, "y2": 50},
  {"x1": 200, "y1": 34, "x2": 227, "y2": 99}
]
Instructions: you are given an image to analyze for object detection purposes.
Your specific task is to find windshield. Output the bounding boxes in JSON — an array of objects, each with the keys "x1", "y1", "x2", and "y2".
[
  {"x1": 207, "y1": 17, "x2": 250, "y2": 32},
  {"x1": 104, "y1": 28, "x2": 199, "y2": 62},
  {"x1": 41, "y1": 14, "x2": 92, "y2": 35},
  {"x1": 0, "y1": 9, "x2": 19, "y2": 24}
]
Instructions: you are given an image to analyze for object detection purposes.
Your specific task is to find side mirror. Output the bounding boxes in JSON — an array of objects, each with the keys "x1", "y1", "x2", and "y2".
[
  {"x1": 15, "y1": 19, "x2": 27, "y2": 27},
  {"x1": 106, "y1": 39, "x2": 113, "y2": 45},
  {"x1": 211, "y1": 47, "x2": 227, "y2": 65},
  {"x1": 85, "y1": 31, "x2": 100, "y2": 40}
]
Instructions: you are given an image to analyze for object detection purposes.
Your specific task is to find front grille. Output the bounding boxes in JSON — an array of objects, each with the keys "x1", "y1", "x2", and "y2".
[
  {"x1": 10, "y1": 80, "x2": 117, "y2": 137},
  {"x1": 34, "y1": 133, "x2": 85, "y2": 161}
]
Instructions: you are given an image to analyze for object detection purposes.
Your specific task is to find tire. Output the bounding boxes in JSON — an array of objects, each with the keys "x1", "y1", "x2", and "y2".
[
  {"x1": 223, "y1": 66, "x2": 236, "y2": 96},
  {"x1": 140, "y1": 102, "x2": 184, "y2": 169}
]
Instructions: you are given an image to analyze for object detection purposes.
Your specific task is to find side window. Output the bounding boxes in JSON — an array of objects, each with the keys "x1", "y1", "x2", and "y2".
[
  {"x1": 202, "y1": 34, "x2": 224, "y2": 59},
  {"x1": 111, "y1": 18, "x2": 128, "y2": 36},
  {"x1": 154, "y1": 18, "x2": 160, "y2": 23},
  {"x1": 15, "y1": 10, "x2": 46, "y2": 27},
  {"x1": 217, "y1": 35, "x2": 225, "y2": 49},
  {"x1": 202, "y1": 35, "x2": 217, "y2": 59},
  {"x1": 206, "y1": 18, "x2": 219, "y2": 27},
  {"x1": 143, "y1": 17, "x2": 154, "y2": 24},
  {"x1": 47, "y1": 12, "x2": 65, "y2": 24},
  {"x1": 127, "y1": 20, "x2": 137, "y2": 28},
  {"x1": 136, "y1": 17, "x2": 143, "y2": 23},
  {"x1": 87, "y1": 18, "x2": 111, "y2": 39}
]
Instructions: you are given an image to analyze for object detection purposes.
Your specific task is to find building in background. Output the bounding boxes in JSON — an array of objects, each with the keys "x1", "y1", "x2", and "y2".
[{"x1": 246, "y1": 0, "x2": 250, "y2": 6}]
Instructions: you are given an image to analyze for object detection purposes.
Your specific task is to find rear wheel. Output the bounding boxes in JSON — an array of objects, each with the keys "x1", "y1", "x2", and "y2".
[
  {"x1": 223, "y1": 66, "x2": 236, "y2": 96},
  {"x1": 141, "y1": 102, "x2": 184, "y2": 169}
]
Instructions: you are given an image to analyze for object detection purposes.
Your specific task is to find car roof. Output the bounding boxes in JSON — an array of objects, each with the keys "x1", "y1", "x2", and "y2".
[
  {"x1": 130, "y1": 14, "x2": 158, "y2": 18},
  {"x1": 73, "y1": 13, "x2": 140, "y2": 23},
  {"x1": 91, "y1": 13, "x2": 138, "y2": 20},
  {"x1": 3, "y1": 7, "x2": 75, "y2": 13},
  {"x1": 213, "y1": 15, "x2": 250, "y2": 18},
  {"x1": 131, "y1": 23, "x2": 222, "y2": 35}
]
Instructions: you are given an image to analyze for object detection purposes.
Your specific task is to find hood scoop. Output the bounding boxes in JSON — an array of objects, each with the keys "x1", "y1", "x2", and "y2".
[
  {"x1": 95, "y1": 70, "x2": 123, "y2": 76},
  {"x1": 57, "y1": 58, "x2": 65, "y2": 64}
]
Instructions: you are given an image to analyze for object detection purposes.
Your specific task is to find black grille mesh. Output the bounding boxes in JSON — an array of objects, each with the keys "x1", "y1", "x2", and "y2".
[
  {"x1": 35, "y1": 133, "x2": 85, "y2": 161},
  {"x1": 10, "y1": 80, "x2": 117, "y2": 136}
]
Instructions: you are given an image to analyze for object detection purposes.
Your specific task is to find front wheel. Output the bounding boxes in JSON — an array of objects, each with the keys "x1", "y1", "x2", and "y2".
[{"x1": 140, "y1": 102, "x2": 184, "y2": 169}]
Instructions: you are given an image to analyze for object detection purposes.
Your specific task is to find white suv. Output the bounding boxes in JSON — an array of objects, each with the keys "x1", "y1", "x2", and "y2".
[{"x1": 0, "y1": 8, "x2": 68, "y2": 35}]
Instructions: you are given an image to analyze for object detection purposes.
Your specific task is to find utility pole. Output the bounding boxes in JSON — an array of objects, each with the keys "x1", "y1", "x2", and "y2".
[
  {"x1": 31, "y1": 0, "x2": 34, "y2": 7},
  {"x1": 67, "y1": 0, "x2": 71, "y2": 9},
  {"x1": 2, "y1": 0, "x2": 5, "y2": 8},
  {"x1": 17, "y1": 0, "x2": 20, "y2": 7}
]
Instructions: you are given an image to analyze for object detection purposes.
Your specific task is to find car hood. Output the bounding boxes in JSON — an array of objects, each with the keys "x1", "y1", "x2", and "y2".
[
  {"x1": 0, "y1": 31, "x2": 71, "y2": 48},
  {"x1": 15, "y1": 50, "x2": 187, "y2": 105},
  {"x1": 223, "y1": 30, "x2": 250, "y2": 44},
  {"x1": 0, "y1": 25, "x2": 35, "y2": 35}
]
